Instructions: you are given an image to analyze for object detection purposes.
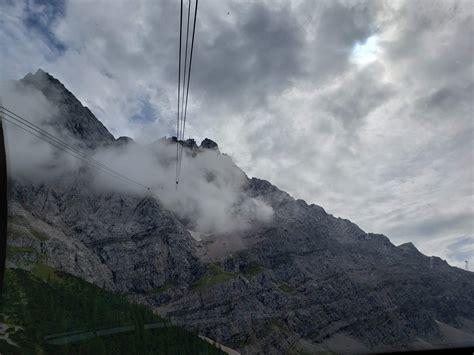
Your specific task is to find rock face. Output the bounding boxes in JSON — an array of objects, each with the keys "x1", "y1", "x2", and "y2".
[
  {"x1": 21, "y1": 69, "x2": 115, "y2": 149},
  {"x1": 161, "y1": 179, "x2": 474, "y2": 353},
  {"x1": 183, "y1": 138, "x2": 198, "y2": 149},
  {"x1": 200, "y1": 138, "x2": 219, "y2": 150},
  {"x1": 6, "y1": 70, "x2": 474, "y2": 354},
  {"x1": 8, "y1": 177, "x2": 201, "y2": 294},
  {"x1": 115, "y1": 136, "x2": 134, "y2": 146}
]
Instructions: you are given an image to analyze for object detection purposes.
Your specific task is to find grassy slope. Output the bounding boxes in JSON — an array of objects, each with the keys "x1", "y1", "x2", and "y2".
[
  {"x1": 0, "y1": 267, "x2": 224, "y2": 354},
  {"x1": 192, "y1": 264, "x2": 239, "y2": 289}
]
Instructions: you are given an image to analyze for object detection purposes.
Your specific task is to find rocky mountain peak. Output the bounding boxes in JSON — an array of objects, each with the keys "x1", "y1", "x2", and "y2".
[
  {"x1": 398, "y1": 242, "x2": 421, "y2": 253},
  {"x1": 22, "y1": 69, "x2": 62, "y2": 90},
  {"x1": 20, "y1": 69, "x2": 115, "y2": 150},
  {"x1": 153, "y1": 136, "x2": 219, "y2": 154},
  {"x1": 183, "y1": 138, "x2": 198, "y2": 149},
  {"x1": 116, "y1": 136, "x2": 134, "y2": 145},
  {"x1": 200, "y1": 138, "x2": 218, "y2": 150}
]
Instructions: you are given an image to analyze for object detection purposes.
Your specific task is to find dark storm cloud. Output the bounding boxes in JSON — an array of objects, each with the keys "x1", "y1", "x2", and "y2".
[
  {"x1": 415, "y1": 82, "x2": 474, "y2": 120},
  {"x1": 191, "y1": 1, "x2": 305, "y2": 111},
  {"x1": 169, "y1": 0, "x2": 383, "y2": 113},
  {"x1": 304, "y1": 0, "x2": 381, "y2": 79},
  {"x1": 319, "y1": 64, "x2": 393, "y2": 131}
]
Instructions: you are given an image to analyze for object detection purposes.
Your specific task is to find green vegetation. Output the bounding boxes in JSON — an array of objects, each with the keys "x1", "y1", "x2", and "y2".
[
  {"x1": 29, "y1": 228, "x2": 49, "y2": 241},
  {"x1": 243, "y1": 265, "x2": 265, "y2": 277},
  {"x1": 192, "y1": 264, "x2": 239, "y2": 289},
  {"x1": 8, "y1": 215, "x2": 30, "y2": 226},
  {"x1": 0, "y1": 268, "x2": 224, "y2": 354},
  {"x1": 6, "y1": 246, "x2": 35, "y2": 259},
  {"x1": 265, "y1": 319, "x2": 283, "y2": 331},
  {"x1": 6, "y1": 224, "x2": 29, "y2": 240},
  {"x1": 277, "y1": 282, "x2": 295, "y2": 293},
  {"x1": 31, "y1": 263, "x2": 61, "y2": 283},
  {"x1": 55, "y1": 325, "x2": 224, "y2": 355},
  {"x1": 7, "y1": 216, "x2": 49, "y2": 241}
]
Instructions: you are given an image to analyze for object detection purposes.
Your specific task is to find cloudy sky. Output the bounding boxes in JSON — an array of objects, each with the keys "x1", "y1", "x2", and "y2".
[{"x1": 0, "y1": 0, "x2": 472, "y2": 268}]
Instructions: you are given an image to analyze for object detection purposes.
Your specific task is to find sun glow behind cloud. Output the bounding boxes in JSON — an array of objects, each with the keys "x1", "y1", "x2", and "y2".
[{"x1": 351, "y1": 35, "x2": 380, "y2": 65}]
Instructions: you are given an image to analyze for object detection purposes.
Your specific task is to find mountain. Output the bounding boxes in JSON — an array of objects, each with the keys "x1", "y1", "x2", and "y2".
[
  {"x1": 5, "y1": 69, "x2": 474, "y2": 354},
  {"x1": 21, "y1": 69, "x2": 115, "y2": 149}
]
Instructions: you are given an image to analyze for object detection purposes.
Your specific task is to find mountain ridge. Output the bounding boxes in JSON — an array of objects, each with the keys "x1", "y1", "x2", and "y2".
[{"x1": 5, "y1": 70, "x2": 474, "y2": 354}]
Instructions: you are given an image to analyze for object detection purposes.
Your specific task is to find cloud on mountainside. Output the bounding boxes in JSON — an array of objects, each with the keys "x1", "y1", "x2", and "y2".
[{"x1": 0, "y1": 78, "x2": 273, "y2": 235}]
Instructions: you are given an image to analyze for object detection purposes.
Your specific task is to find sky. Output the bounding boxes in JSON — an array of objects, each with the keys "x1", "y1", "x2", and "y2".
[{"x1": 0, "y1": 0, "x2": 472, "y2": 268}]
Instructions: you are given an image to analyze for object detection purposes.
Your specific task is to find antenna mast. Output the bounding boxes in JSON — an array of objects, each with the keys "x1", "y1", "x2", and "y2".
[{"x1": 0, "y1": 97, "x2": 7, "y2": 293}]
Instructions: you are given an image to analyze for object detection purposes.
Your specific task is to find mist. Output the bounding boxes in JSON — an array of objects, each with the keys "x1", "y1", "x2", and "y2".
[
  {"x1": 1, "y1": 80, "x2": 84, "y2": 181},
  {"x1": 1, "y1": 78, "x2": 274, "y2": 235}
]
